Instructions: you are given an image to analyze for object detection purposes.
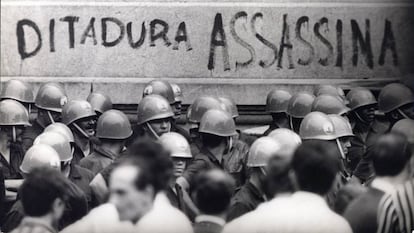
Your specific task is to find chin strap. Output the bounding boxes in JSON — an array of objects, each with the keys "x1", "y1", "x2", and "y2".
[
  {"x1": 289, "y1": 116, "x2": 294, "y2": 131},
  {"x1": 73, "y1": 122, "x2": 90, "y2": 139},
  {"x1": 355, "y1": 111, "x2": 370, "y2": 125},
  {"x1": 28, "y1": 104, "x2": 31, "y2": 114},
  {"x1": 398, "y1": 109, "x2": 411, "y2": 119},
  {"x1": 12, "y1": 126, "x2": 17, "y2": 143},
  {"x1": 47, "y1": 111, "x2": 55, "y2": 124}
]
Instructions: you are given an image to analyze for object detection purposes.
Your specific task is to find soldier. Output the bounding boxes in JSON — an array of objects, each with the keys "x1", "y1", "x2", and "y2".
[
  {"x1": 62, "y1": 100, "x2": 97, "y2": 165},
  {"x1": 131, "y1": 95, "x2": 174, "y2": 143},
  {"x1": 355, "y1": 83, "x2": 414, "y2": 184},
  {"x1": 346, "y1": 87, "x2": 377, "y2": 173},
  {"x1": 87, "y1": 92, "x2": 113, "y2": 116},
  {"x1": 0, "y1": 100, "x2": 31, "y2": 210},
  {"x1": 227, "y1": 137, "x2": 281, "y2": 221},
  {"x1": 21, "y1": 83, "x2": 68, "y2": 153},
  {"x1": 2, "y1": 144, "x2": 88, "y2": 232},
  {"x1": 181, "y1": 109, "x2": 246, "y2": 190},
  {"x1": 286, "y1": 92, "x2": 315, "y2": 133},
  {"x1": 263, "y1": 90, "x2": 292, "y2": 135},
  {"x1": 159, "y1": 132, "x2": 198, "y2": 220},
  {"x1": 0, "y1": 79, "x2": 34, "y2": 114},
  {"x1": 186, "y1": 96, "x2": 224, "y2": 155},
  {"x1": 34, "y1": 132, "x2": 94, "y2": 207},
  {"x1": 311, "y1": 94, "x2": 350, "y2": 117},
  {"x1": 169, "y1": 83, "x2": 191, "y2": 142},
  {"x1": 80, "y1": 110, "x2": 132, "y2": 175}
]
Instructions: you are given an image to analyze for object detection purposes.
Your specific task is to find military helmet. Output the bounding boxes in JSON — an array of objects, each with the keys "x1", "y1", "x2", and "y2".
[
  {"x1": 20, "y1": 144, "x2": 61, "y2": 174},
  {"x1": 87, "y1": 92, "x2": 113, "y2": 114},
  {"x1": 268, "y1": 128, "x2": 302, "y2": 157},
  {"x1": 299, "y1": 112, "x2": 336, "y2": 140},
  {"x1": 247, "y1": 137, "x2": 283, "y2": 167},
  {"x1": 0, "y1": 100, "x2": 31, "y2": 126},
  {"x1": 199, "y1": 109, "x2": 237, "y2": 137},
  {"x1": 137, "y1": 95, "x2": 174, "y2": 125},
  {"x1": 328, "y1": 115, "x2": 354, "y2": 139},
  {"x1": 62, "y1": 100, "x2": 96, "y2": 125},
  {"x1": 346, "y1": 87, "x2": 377, "y2": 111},
  {"x1": 171, "y1": 83, "x2": 183, "y2": 103},
  {"x1": 142, "y1": 80, "x2": 175, "y2": 104},
  {"x1": 159, "y1": 132, "x2": 192, "y2": 158},
  {"x1": 35, "y1": 83, "x2": 68, "y2": 112},
  {"x1": 265, "y1": 90, "x2": 292, "y2": 113},
  {"x1": 96, "y1": 109, "x2": 132, "y2": 139},
  {"x1": 34, "y1": 132, "x2": 73, "y2": 162},
  {"x1": 0, "y1": 79, "x2": 34, "y2": 103},
  {"x1": 378, "y1": 83, "x2": 414, "y2": 114},
  {"x1": 186, "y1": 96, "x2": 223, "y2": 124},
  {"x1": 218, "y1": 97, "x2": 239, "y2": 118},
  {"x1": 311, "y1": 94, "x2": 350, "y2": 115},
  {"x1": 44, "y1": 122, "x2": 74, "y2": 143},
  {"x1": 287, "y1": 93, "x2": 315, "y2": 118},
  {"x1": 391, "y1": 119, "x2": 414, "y2": 144}
]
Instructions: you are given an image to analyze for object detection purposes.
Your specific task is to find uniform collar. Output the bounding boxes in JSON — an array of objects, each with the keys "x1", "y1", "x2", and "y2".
[
  {"x1": 200, "y1": 147, "x2": 223, "y2": 167},
  {"x1": 195, "y1": 215, "x2": 226, "y2": 226},
  {"x1": 94, "y1": 146, "x2": 118, "y2": 160}
]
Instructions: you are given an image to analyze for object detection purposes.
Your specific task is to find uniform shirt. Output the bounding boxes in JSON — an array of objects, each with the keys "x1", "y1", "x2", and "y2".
[
  {"x1": 348, "y1": 122, "x2": 372, "y2": 172},
  {"x1": 223, "y1": 191, "x2": 352, "y2": 233},
  {"x1": 193, "y1": 215, "x2": 225, "y2": 233},
  {"x1": 0, "y1": 143, "x2": 24, "y2": 179},
  {"x1": 166, "y1": 185, "x2": 198, "y2": 222},
  {"x1": 69, "y1": 164, "x2": 95, "y2": 208},
  {"x1": 135, "y1": 192, "x2": 193, "y2": 233},
  {"x1": 21, "y1": 120, "x2": 44, "y2": 154},
  {"x1": 377, "y1": 179, "x2": 414, "y2": 233},
  {"x1": 227, "y1": 181, "x2": 266, "y2": 221},
  {"x1": 183, "y1": 144, "x2": 247, "y2": 189},
  {"x1": 10, "y1": 217, "x2": 57, "y2": 233},
  {"x1": 71, "y1": 142, "x2": 95, "y2": 166},
  {"x1": 79, "y1": 146, "x2": 117, "y2": 176}
]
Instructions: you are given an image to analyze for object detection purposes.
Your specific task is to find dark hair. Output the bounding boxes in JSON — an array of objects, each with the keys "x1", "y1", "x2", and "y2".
[
  {"x1": 292, "y1": 140, "x2": 340, "y2": 195},
  {"x1": 200, "y1": 133, "x2": 226, "y2": 148},
  {"x1": 190, "y1": 169, "x2": 235, "y2": 215},
  {"x1": 264, "y1": 156, "x2": 295, "y2": 198},
  {"x1": 371, "y1": 133, "x2": 411, "y2": 176},
  {"x1": 117, "y1": 139, "x2": 173, "y2": 194},
  {"x1": 20, "y1": 167, "x2": 69, "y2": 217}
]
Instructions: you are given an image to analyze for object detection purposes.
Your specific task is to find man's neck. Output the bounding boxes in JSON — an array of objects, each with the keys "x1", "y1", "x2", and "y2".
[
  {"x1": 273, "y1": 117, "x2": 289, "y2": 129},
  {"x1": 74, "y1": 134, "x2": 90, "y2": 155},
  {"x1": 100, "y1": 143, "x2": 122, "y2": 157},
  {"x1": 0, "y1": 137, "x2": 10, "y2": 162}
]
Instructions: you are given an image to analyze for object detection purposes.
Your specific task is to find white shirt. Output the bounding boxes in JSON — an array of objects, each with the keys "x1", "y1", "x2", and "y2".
[
  {"x1": 135, "y1": 192, "x2": 194, "y2": 233},
  {"x1": 195, "y1": 215, "x2": 226, "y2": 227},
  {"x1": 61, "y1": 203, "x2": 135, "y2": 233},
  {"x1": 223, "y1": 191, "x2": 352, "y2": 233}
]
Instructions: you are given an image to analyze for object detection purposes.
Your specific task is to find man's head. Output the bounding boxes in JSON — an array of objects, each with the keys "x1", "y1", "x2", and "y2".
[
  {"x1": 378, "y1": 83, "x2": 414, "y2": 124},
  {"x1": 35, "y1": 83, "x2": 68, "y2": 126},
  {"x1": 292, "y1": 140, "x2": 340, "y2": 195},
  {"x1": 371, "y1": 133, "x2": 412, "y2": 177},
  {"x1": 159, "y1": 132, "x2": 192, "y2": 179},
  {"x1": 0, "y1": 99, "x2": 31, "y2": 143},
  {"x1": 190, "y1": 169, "x2": 235, "y2": 216},
  {"x1": 62, "y1": 100, "x2": 97, "y2": 139},
  {"x1": 20, "y1": 168, "x2": 68, "y2": 226},
  {"x1": 108, "y1": 140, "x2": 173, "y2": 223}
]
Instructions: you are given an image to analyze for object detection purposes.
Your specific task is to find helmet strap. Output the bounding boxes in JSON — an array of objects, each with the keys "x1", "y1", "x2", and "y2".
[
  {"x1": 73, "y1": 122, "x2": 90, "y2": 139},
  {"x1": 398, "y1": 109, "x2": 411, "y2": 120},
  {"x1": 289, "y1": 116, "x2": 294, "y2": 131},
  {"x1": 336, "y1": 138, "x2": 346, "y2": 160},
  {"x1": 47, "y1": 111, "x2": 55, "y2": 124},
  {"x1": 12, "y1": 126, "x2": 17, "y2": 143},
  {"x1": 28, "y1": 104, "x2": 31, "y2": 114},
  {"x1": 355, "y1": 111, "x2": 369, "y2": 125},
  {"x1": 145, "y1": 122, "x2": 160, "y2": 139}
]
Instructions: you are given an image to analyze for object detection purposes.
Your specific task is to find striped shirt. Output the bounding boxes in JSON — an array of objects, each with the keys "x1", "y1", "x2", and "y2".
[{"x1": 376, "y1": 179, "x2": 414, "y2": 233}]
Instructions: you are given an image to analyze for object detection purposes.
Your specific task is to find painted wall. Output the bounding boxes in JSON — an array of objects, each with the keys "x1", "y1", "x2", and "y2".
[{"x1": 1, "y1": 0, "x2": 413, "y2": 104}]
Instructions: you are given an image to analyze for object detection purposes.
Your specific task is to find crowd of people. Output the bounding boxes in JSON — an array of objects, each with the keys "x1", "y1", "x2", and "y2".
[{"x1": 0, "y1": 79, "x2": 413, "y2": 233}]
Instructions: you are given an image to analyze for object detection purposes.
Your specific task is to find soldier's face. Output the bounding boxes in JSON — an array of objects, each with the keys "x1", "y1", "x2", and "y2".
[
  {"x1": 172, "y1": 102, "x2": 182, "y2": 118},
  {"x1": 355, "y1": 105, "x2": 376, "y2": 123},
  {"x1": 77, "y1": 117, "x2": 97, "y2": 137},
  {"x1": 339, "y1": 137, "x2": 352, "y2": 156},
  {"x1": 172, "y1": 158, "x2": 187, "y2": 178},
  {"x1": 148, "y1": 118, "x2": 171, "y2": 136},
  {"x1": 109, "y1": 165, "x2": 154, "y2": 223}
]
